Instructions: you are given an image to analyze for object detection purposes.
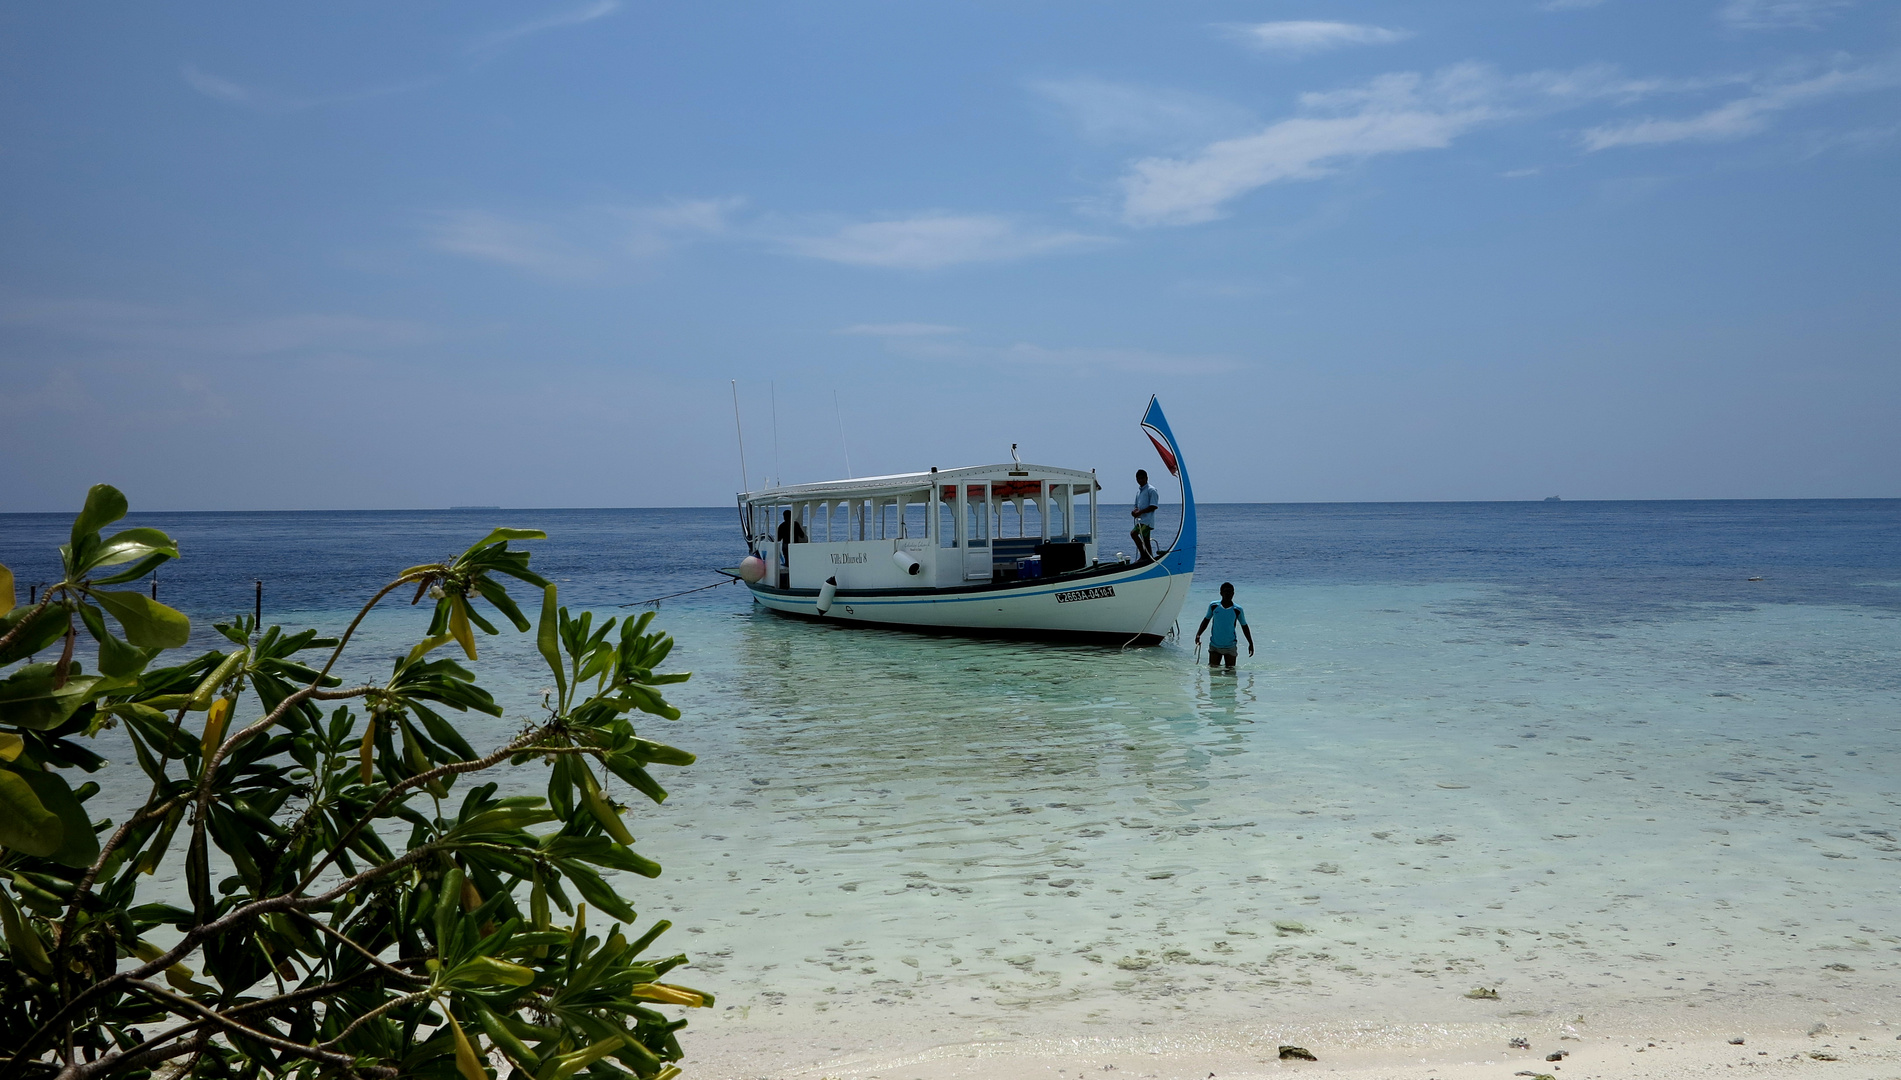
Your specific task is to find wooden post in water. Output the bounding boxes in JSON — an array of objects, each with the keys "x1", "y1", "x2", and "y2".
[
  {"x1": 150, "y1": 573, "x2": 157, "y2": 601},
  {"x1": 255, "y1": 580, "x2": 262, "y2": 625}
]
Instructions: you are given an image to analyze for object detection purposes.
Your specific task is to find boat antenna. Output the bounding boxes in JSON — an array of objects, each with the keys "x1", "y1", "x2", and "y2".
[
  {"x1": 730, "y1": 380, "x2": 751, "y2": 493},
  {"x1": 770, "y1": 380, "x2": 782, "y2": 488},
  {"x1": 834, "y1": 389, "x2": 853, "y2": 478}
]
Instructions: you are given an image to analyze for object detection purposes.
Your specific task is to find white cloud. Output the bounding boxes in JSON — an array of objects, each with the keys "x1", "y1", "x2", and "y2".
[
  {"x1": 428, "y1": 211, "x2": 604, "y2": 277},
  {"x1": 838, "y1": 323, "x2": 964, "y2": 337},
  {"x1": 780, "y1": 214, "x2": 1110, "y2": 269},
  {"x1": 1718, "y1": 0, "x2": 1855, "y2": 30},
  {"x1": 619, "y1": 198, "x2": 742, "y2": 256},
  {"x1": 1581, "y1": 63, "x2": 1898, "y2": 149},
  {"x1": 1225, "y1": 21, "x2": 1413, "y2": 55},
  {"x1": 1031, "y1": 78, "x2": 1255, "y2": 147},
  {"x1": 1111, "y1": 60, "x2": 1800, "y2": 225},
  {"x1": 182, "y1": 65, "x2": 250, "y2": 103},
  {"x1": 180, "y1": 65, "x2": 433, "y2": 112},
  {"x1": 1119, "y1": 65, "x2": 1505, "y2": 226},
  {"x1": 428, "y1": 199, "x2": 739, "y2": 274},
  {"x1": 0, "y1": 298, "x2": 434, "y2": 356},
  {"x1": 881, "y1": 335, "x2": 1238, "y2": 376},
  {"x1": 469, "y1": 0, "x2": 619, "y2": 54}
]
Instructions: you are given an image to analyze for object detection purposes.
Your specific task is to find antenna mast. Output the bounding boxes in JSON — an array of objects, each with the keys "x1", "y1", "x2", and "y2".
[
  {"x1": 834, "y1": 389, "x2": 852, "y2": 478},
  {"x1": 730, "y1": 380, "x2": 750, "y2": 493},
  {"x1": 770, "y1": 381, "x2": 782, "y2": 488}
]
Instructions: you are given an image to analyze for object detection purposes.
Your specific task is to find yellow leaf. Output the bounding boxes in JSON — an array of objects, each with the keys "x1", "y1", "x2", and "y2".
[
  {"x1": 448, "y1": 1012, "x2": 488, "y2": 1080},
  {"x1": 628, "y1": 982, "x2": 709, "y2": 1007},
  {"x1": 199, "y1": 698, "x2": 231, "y2": 758},
  {"x1": 0, "y1": 888, "x2": 52, "y2": 975},
  {"x1": 359, "y1": 718, "x2": 377, "y2": 785},
  {"x1": 0, "y1": 564, "x2": 14, "y2": 615},
  {"x1": 130, "y1": 940, "x2": 215, "y2": 995},
  {"x1": 578, "y1": 766, "x2": 634, "y2": 845},
  {"x1": 547, "y1": 1038, "x2": 621, "y2": 1080},
  {"x1": 449, "y1": 597, "x2": 476, "y2": 661},
  {"x1": 403, "y1": 633, "x2": 456, "y2": 670},
  {"x1": 0, "y1": 733, "x2": 22, "y2": 763}
]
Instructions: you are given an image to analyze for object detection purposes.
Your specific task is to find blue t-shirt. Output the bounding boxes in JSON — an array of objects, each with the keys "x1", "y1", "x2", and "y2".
[
  {"x1": 1204, "y1": 601, "x2": 1247, "y2": 649},
  {"x1": 1133, "y1": 484, "x2": 1159, "y2": 525}
]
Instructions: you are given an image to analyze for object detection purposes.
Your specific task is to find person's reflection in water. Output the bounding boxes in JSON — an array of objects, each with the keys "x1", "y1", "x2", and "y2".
[{"x1": 1195, "y1": 669, "x2": 1255, "y2": 723}]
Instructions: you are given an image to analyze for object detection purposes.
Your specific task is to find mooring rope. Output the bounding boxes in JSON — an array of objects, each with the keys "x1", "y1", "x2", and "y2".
[{"x1": 618, "y1": 577, "x2": 739, "y2": 608}]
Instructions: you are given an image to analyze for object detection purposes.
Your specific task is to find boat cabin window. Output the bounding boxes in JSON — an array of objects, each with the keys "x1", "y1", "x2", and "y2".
[
  {"x1": 965, "y1": 490, "x2": 989, "y2": 548},
  {"x1": 938, "y1": 494, "x2": 957, "y2": 548}
]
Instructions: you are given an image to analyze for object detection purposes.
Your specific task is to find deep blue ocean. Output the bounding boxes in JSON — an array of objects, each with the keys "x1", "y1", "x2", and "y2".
[
  {"x1": 4, "y1": 501, "x2": 1899, "y2": 1051},
  {"x1": 4, "y1": 500, "x2": 1897, "y2": 629}
]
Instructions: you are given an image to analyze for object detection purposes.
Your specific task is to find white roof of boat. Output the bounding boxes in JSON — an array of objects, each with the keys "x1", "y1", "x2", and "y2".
[{"x1": 742, "y1": 463, "x2": 1097, "y2": 500}]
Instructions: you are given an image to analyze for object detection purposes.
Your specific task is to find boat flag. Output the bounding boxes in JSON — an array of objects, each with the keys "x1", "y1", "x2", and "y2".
[{"x1": 1140, "y1": 397, "x2": 1180, "y2": 477}]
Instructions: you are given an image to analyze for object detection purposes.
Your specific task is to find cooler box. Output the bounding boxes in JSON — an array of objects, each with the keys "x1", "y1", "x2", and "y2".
[{"x1": 1016, "y1": 556, "x2": 1043, "y2": 579}]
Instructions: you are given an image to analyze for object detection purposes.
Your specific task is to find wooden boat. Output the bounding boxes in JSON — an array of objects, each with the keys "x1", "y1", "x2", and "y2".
[{"x1": 732, "y1": 397, "x2": 1195, "y2": 645}]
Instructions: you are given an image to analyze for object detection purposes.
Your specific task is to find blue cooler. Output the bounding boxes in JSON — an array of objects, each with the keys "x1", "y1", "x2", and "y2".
[{"x1": 1016, "y1": 555, "x2": 1043, "y2": 579}]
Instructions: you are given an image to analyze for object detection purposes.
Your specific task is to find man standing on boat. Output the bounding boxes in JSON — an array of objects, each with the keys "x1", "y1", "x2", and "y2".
[
  {"x1": 1195, "y1": 582, "x2": 1254, "y2": 669},
  {"x1": 776, "y1": 509, "x2": 808, "y2": 588},
  {"x1": 1130, "y1": 469, "x2": 1159, "y2": 563}
]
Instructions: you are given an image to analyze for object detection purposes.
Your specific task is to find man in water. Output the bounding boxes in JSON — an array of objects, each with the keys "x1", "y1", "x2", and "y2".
[
  {"x1": 776, "y1": 509, "x2": 808, "y2": 587},
  {"x1": 1129, "y1": 469, "x2": 1159, "y2": 562},
  {"x1": 1195, "y1": 582, "x2": 1254, "y2": 669}
]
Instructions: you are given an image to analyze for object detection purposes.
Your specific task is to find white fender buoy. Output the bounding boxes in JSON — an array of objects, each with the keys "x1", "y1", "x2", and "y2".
[
  {"x1": 736, "y1": 554, "x2": 768, "y2": 583},
  {"x1": 816, "y1": 576, "x2": 837, "y2": 615},
  {"x1": 892, "y1": 550, "x2": 921, "y2": 576}
]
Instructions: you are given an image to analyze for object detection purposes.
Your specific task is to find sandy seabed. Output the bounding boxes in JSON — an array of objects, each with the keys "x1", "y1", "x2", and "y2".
[{"x1": 693, "y1": 1018, "x2": 1901, "y2": 1080}]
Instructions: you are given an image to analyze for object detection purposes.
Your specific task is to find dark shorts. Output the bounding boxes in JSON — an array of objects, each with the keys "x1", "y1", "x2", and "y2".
[
  {"x1": 1133, "y1": 523, "x2": 1153, "y2": 538},
  {"x1": 1207, "y1": 645, "x2": 1237, "y2": 666}
]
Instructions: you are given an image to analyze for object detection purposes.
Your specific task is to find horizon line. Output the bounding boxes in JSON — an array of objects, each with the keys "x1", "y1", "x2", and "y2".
[{"x1": 3, "y1": 496, "x2": 1899, "y2": 515}]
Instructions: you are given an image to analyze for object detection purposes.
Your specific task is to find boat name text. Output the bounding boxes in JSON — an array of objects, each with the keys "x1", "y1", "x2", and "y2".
[
  {"x1": 1055, "y1": 585, "x2": 1116, "y2": 604},
  {"x1": 829, "y1": 553, "x2": 869, "y2": 564}
]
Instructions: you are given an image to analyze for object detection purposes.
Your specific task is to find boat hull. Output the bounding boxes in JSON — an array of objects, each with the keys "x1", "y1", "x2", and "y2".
[{"x1": 746, "y1": 559, "x2": 1193, "y2": 645}]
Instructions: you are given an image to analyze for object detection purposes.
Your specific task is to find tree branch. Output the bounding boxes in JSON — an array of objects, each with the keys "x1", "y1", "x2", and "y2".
[
  {"x1": 296, "y1": 728, "x2": 549, "y2": 894},
  {"x1": 121, "y1": 980, "x2": 396, "y2": 1077},
  {"x1": 0, "y1": 590, "x2": 58, "y2": 657},
  {"x1": 317, "y1": 989, "x2": 434, "y2": 1051},
  {"x1": 289, "y1": 910, "x2": 426, "y2": 985}
]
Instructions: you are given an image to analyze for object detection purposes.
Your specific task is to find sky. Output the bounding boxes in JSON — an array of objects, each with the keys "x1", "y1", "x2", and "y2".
[{"x1": 1, "y1": 1, "x2": 1897, "y2": 511}]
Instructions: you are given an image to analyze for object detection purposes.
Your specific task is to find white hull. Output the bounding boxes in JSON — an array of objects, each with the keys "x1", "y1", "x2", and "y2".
[{"x1": 747, "y1": 560, "x2": 1193, "y2": 644}]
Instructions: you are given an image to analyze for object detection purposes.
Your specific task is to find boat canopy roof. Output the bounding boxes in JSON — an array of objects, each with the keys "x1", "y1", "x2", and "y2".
[{"x1": 741, "y1": 463, "x2": 1097, "y2": 503}]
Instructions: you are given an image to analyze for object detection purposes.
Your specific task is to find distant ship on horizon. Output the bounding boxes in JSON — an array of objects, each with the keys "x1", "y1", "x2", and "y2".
[{"x1": 1544, "y1": 495, "x2": 1562, "y2": 502}]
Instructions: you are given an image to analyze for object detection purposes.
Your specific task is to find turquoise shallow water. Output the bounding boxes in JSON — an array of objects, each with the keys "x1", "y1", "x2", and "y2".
[{"x1": 3, "y1": 502, "x2": 1898, "y2": 1059}]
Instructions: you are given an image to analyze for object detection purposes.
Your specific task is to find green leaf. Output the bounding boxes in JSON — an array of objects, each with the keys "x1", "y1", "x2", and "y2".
[
  {"x1": 82, "y1": 527, "x2": 178, "y2": 577},
  {"x1": 71, "y1": 484, "x2": 128, "y2": 548},
  {"x1": 186, "y1": 648, "x2": 248, "y2": 709},
  {"x1": 0, "y1": 663, "x2": 104, "y2": 731},
  {"x1": 536, "y1": 586, "x2": 565, "y2": 708},
  {"x1": 0, "y1": 603, "x2": 69, "y2": 666},
  {"x1": 554, "y1": 860, "x2": 638, "y2": 922},
  {"x1": 90, "y1": 550, "x2": 171, "y2": 586},
  {"x1": 448, "y1": 955, "x2": 536, "y2": 987},
  {"x1": 76, "y1": 602, "x2": 156, "y2": 677},
  {"x1": 90, "y1": 589, "x2": 191, "y2": 648},
  {"x1": 0, "y1": 768, "x2": 64, "y2": 858},
  {"x1": 1, "y1": 764, "x2": 99, "y2": 867},
  {"x1": 473, "y1": 576, "x2": 531, "y2": 633},
  {"x1": 467, "y1": 527, "x2": 546, "y2": 553}
]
